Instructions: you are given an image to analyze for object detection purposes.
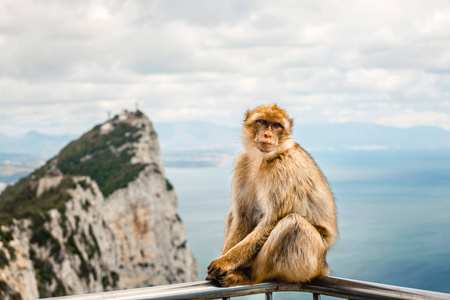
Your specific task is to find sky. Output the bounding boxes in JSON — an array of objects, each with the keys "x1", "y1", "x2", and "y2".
[{"x1": 0, "y1": 0, "x2": 450, "y2": 135}]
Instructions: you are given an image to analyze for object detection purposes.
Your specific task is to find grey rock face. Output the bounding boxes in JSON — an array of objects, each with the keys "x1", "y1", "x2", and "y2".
[{"x1": 0, "y1": 110, "x2": 198, "y2": 300}]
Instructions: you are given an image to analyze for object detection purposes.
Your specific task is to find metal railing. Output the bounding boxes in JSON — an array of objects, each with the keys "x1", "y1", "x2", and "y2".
[{"x1": 43, "y1": 276, "x2": 450, "y2": 300}]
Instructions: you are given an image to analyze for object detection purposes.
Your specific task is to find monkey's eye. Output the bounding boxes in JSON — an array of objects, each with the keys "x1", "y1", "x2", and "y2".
[
  {"x1": 256, "y1": 119, "x2": 268, "y2": 126},
  {"x1": 272, "y1": 123, "x2": 283, "y2": 129}
]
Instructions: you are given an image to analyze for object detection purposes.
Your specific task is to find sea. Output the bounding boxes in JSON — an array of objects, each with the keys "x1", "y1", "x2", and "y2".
[{"x1": 165, "y1": 149, "x2": 450, "y2": 299}]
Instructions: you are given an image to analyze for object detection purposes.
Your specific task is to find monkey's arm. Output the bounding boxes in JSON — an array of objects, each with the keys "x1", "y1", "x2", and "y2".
[
  {"x1": 207, "y1": 213, "x2": 282, "y2": 280},
  {"x1": 221, "y1": 157, "x2": 254, "y2": 255},
  {"x1": 221, "y1": 210, "x2": 252, "y2": 255}
]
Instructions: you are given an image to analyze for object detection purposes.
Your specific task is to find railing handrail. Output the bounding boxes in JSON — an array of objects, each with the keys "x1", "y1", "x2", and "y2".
[{"x1": 41, "y1": 276, "x2": 450, "y2": 300}]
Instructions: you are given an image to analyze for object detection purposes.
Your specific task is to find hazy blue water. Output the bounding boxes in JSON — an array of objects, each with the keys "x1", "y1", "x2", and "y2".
[{"x1": 166, "y1": 149, "x2": 450, "y2": 299}]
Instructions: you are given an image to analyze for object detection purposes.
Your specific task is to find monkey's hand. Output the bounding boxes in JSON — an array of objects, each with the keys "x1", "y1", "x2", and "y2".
[
  {"x1": 206, "y1": 255, "x2": 236, "y2": 283},
  {"x1": 206, "y1": 269, "x2": 248, "y2": 287}
]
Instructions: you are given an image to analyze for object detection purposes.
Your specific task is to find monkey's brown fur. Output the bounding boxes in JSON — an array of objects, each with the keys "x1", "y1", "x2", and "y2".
[{"x1": 206, "y1": 104, "x2": 337, "y2": 287}]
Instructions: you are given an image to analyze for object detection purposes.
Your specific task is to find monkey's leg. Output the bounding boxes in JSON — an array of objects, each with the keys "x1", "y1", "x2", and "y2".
[{"x1": 250, "y1": 213, "x2": 329, "y2": 283}]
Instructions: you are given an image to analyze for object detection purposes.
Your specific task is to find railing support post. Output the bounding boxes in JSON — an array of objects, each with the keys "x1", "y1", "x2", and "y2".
[
  {"x1": 313, "y1": 293, "x2": 321, "y2": 300},
  {"x1": 265, "y1": 292, "x2": 273, "y2": 300}
]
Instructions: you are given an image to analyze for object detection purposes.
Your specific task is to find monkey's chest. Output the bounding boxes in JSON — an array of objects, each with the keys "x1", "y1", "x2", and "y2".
[{"x1": 251, "y1": 206, "x2": 264, "y2": 228}]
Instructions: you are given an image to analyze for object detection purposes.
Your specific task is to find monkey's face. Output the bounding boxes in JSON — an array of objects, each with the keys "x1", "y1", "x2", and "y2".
[
  {"x1": 243, "y1": 104, "x2": 293, "y2": 153},
  {"x1": 253, "y1": 119, "x2": 284, "y2": 152}
]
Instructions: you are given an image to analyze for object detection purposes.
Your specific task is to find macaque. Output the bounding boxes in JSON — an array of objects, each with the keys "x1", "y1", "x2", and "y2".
[{"x1": 206, "y1": 104, "x2": 337, "y2": 287}]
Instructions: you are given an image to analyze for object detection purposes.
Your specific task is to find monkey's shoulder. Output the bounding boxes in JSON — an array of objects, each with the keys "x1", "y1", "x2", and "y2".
[
  {"x1": 233, "y1": 151, "x2": 253, "y2": 173},
  {"x1": 266, "y1": 143, "x2": 315, "y2": 166}
]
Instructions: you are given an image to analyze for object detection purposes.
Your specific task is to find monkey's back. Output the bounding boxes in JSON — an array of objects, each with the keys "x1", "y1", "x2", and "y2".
[{"x1": 287, "y1": 144, "x2": 338, "y2": 248}]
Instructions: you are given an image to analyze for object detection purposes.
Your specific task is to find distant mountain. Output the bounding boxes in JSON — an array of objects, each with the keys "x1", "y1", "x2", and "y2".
[
  {"x1": 154, "y1": 121, "x2": 241, "y2": 150},
  {"x1": 293, "y1": 123, "x2": 450, "y2": 151},
  {"x1": 0, "y1": 131, "x2": 75, "y2": 158},
  {"x1": 153, "y1": 122, "x2": 241, "y2": 167}
]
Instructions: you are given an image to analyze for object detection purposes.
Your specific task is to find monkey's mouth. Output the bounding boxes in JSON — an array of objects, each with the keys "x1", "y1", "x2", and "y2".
[{"x1": 257, "y1": 142, "x2": 275, "y2": 152}]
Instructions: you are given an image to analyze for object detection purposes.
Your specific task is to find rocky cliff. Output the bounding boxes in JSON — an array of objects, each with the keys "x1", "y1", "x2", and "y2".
[{"x1": 0, "y1": 110, "x2": 198, "y2": 300}]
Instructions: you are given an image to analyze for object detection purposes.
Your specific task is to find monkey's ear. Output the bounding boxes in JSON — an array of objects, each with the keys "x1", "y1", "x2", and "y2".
[
  {"x1": 288, "y1": 118, "x2": 294, "y2": 133},
  {"x1": 244, "y1": 109, "x2": 251, "y2": 122}
]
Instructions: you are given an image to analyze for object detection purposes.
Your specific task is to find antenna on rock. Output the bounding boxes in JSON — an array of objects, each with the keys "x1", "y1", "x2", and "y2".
[
  {"x1": 135, "y1": 101, "x2": 139, "y2": 111},
  {"x1": 107, "y1": 111, "x2": 111, "y2": 120}
]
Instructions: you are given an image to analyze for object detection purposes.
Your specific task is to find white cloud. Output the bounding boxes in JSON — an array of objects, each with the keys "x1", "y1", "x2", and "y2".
[
  {"x1": 378, "y1": 109, "x2": 450, "y2": 129},
  {"x1": 0, "y1": 0, "x2": 449, "y2": 135}
]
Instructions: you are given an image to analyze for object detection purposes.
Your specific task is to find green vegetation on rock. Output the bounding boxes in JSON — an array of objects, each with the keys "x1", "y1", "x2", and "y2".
[
  {"x1": 66, "y1": 234, "x2": 96, "y2": 284},
  {"x1": 101, "y1": 275, "x2": 110, "y2": 289},
  {"x1": 111, "y1": 271, "x2": 119, "y2": 287},
  {"x1": 0, "y1": 228, "x2": 13, "y2": 242},
  {"x1": 0, "y1": 279, "x2": 22, "y2": 300},
  {"x1": 29, "y1": 248, "x2": 67, "y2": 298},
  {"x1": 81, "y1": 199, "x2": 91, "y2": 211},
  {"x1": 0, "y1": 250, "x2": 8, "y2": 268},
  {"x1": 88, "y1": 224, "x2": 101, "y2": 258},
  {"x1": 29, "y1": 213, "x2": 63, "y2": 263},
  {"x1": 165, "y1": 178, "x2": 174, "y2": 191},
  {"x1": 0, "y1": 175, "x2": 75, "y2": 225},
  {"x1": 0, "y1": 228, "x2": 17, "y2": 264},
  {"x1": 57, "y1": 122, "x2": 146, "y2": 197},
  {"x1": 101, "y1": 270, "x2": 120, "y2": 290}
]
